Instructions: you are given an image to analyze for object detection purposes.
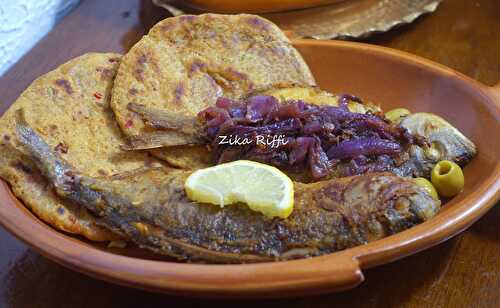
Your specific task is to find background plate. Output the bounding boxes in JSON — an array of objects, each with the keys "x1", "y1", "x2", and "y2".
[{"x1": 154, "y1": 0, "x2": 443, "y2": 39}]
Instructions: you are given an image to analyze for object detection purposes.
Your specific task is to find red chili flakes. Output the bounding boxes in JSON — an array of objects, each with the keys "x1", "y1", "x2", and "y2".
[
  {"x1": 108, "y1": 57, "x2": 120, "y2": 63},
  {"x1": 124, "y1": 119, "x2": 134, "y2": 128},
  {"x1": 94, "y1": 92, "x2": 103, "y2": 100}
]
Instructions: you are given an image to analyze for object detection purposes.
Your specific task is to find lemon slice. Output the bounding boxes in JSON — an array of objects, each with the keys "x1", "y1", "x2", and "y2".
[{"x1": 185, "y1": 160, "x2": 294, "y2": 218}]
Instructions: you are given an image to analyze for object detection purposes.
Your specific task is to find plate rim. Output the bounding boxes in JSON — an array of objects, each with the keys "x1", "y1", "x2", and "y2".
[{"x1": 0, "y1": 40, "x2": 499, "y2": 298}]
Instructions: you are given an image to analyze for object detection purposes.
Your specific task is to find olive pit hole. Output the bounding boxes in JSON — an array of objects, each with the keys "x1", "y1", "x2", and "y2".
[{"x1": 438, "y1": 162, "x2": 452, "y2": 175}]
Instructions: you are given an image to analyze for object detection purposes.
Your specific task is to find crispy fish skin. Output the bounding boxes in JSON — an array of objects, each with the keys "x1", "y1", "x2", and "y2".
[
  {"x1": 122, "y1": 103, "x2": 208, "y2": 150},
  {"x1": 17, "y1": 119, "x2": 440, "y2": 263},
  {"x1": 122, "y1": 131, "x2": 207, "y2": 150},
  {"x1": 0, "y1": 143, "x2": 118, "y2": 241},
  {"x1": 127, "y1": 103, "x2": 206, "y2": 134},
  {"x1": 396, "y1": 113, "x2": 477, "y2": 177}
]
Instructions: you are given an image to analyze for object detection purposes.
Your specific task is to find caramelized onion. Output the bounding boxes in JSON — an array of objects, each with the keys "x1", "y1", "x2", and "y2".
[{"x1": 199, "y1": 95, "x2": 415, "y2": 180}]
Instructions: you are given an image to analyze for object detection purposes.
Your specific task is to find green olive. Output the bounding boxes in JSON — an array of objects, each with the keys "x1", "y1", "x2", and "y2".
[
  {"x1": 385, "y1": 108, "x2": 411, "y2": 122},
  {"x1": 414, "y1": 177, "x2": 439, "y2": 200},
  {"x1": 431, "y1": 160, "x2": 465, "y2": 197}
]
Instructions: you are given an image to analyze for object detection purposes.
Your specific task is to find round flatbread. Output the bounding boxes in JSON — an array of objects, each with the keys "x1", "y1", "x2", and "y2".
[
  {"x1": 110, "y1": 14, "x2": 316, "y2": 169},
  {"x1": 0, "y1": 53, "x2": 160, "y2": 241}
]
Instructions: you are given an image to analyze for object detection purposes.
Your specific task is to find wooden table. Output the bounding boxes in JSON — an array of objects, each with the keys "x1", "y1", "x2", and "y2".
[{"x1": 0, "y1": 0, "x2": 498, "y2": 307}]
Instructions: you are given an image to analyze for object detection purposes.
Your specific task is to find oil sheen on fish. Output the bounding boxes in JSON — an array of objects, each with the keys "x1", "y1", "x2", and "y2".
[
  {"x1": 396, "y1": 112, "x2": 476, "y2": 177},
  {"x1": 17, "y1": 115, "x2": 440, "y2": 263}
]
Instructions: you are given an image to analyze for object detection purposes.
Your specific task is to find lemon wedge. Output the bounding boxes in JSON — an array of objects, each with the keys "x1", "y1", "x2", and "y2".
[{"x1": 185, "y1": 160, "x2": 294, "y2": 218}]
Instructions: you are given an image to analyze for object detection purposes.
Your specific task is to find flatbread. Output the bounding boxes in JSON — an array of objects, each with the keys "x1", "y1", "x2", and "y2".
[
  {"x1": 0, "y1": 53, "x2": 160, "y2": 241},
  {"x1": 110, "y1": 14, "x2": 316, "y2": 169}
]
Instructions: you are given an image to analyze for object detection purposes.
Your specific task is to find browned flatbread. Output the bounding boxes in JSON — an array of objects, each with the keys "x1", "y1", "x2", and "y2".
[
  {"x1": 0, "y1": 53, "x2": 161, "y2": 241},
  {"x1": 110, "y1": 14, "x2": 316, "y2": 169}
]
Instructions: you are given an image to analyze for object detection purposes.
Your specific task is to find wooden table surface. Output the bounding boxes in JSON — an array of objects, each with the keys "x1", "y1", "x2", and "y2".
[{"x1": 0, "y1": 0, "x2": 498, "y2": 307}]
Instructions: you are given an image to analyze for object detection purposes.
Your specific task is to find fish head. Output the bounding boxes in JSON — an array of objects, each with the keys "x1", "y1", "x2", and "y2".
[{"x1": 400, "y1": 113, "x2": 476, "y2": 172}]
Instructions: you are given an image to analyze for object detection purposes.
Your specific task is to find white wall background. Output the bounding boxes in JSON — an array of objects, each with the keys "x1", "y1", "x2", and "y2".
[{"x1": 0, "y1": 0, "x2": 80, "y2": 76}]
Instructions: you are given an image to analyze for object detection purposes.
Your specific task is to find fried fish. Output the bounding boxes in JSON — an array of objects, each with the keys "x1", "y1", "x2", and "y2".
[
  {"x1": 396, "y1": 112, "x2": 477, "y2": 177},
  {"x1": 16, "y1": 115, "x2": 440, "y2": 263}
]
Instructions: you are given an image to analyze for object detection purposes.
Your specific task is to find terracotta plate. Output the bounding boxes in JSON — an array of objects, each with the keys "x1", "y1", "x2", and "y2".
[{"x1": 0, "y1": 40, "x2": 499, "y2": 298}]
